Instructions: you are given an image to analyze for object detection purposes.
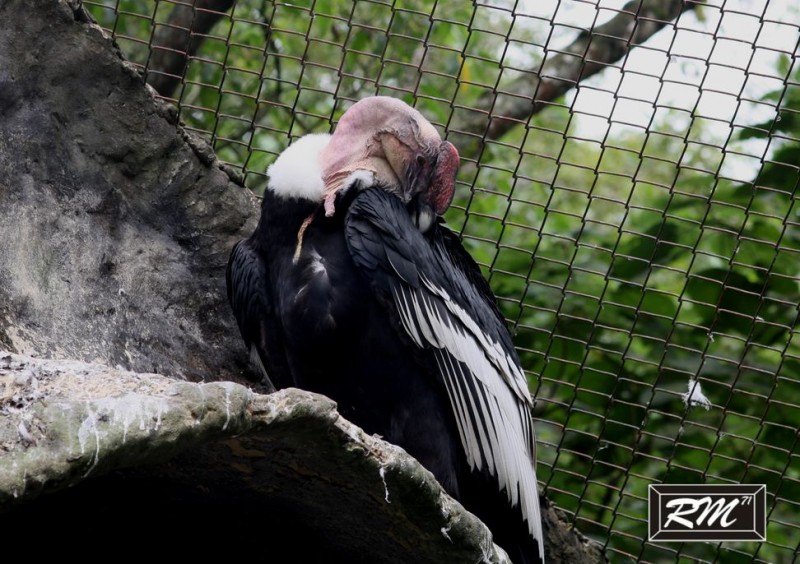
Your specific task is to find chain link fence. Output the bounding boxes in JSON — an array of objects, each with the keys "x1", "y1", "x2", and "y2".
[{"x1": 83, "y1": 1, "x2": 800, "y2": 561}]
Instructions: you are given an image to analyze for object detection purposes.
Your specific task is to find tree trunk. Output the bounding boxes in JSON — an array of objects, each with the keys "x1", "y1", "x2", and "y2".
[
  {"x1": 146, "y1": 0, "x2": 237, "y2": 98},
  {"x1": 451, "y1": 0, "x2": 703, "y2": 153}
]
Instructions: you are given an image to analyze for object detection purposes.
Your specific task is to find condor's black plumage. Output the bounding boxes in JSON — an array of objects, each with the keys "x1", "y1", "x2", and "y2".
[{"x1": 227, "y1": 96, "x2": 544, "y2": 563}]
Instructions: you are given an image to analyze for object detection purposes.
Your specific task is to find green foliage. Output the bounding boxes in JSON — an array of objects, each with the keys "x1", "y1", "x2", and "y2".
[{"x1": 84, "y1": 2, "x2": 800, "y2": 561}]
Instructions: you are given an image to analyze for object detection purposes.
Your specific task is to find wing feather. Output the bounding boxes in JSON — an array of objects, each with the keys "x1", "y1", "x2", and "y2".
[
  {"x1": 345, "y1": 188, "x2": 543, "y2": 557},
  {"x1": 226, "y1": 239, "x2": 292, "y2": 389}
]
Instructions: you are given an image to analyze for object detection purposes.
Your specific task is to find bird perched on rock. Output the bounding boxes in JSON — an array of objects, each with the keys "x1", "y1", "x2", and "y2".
[{"x1": 227, "y1": 96, "x2": 544, "y2": 563}]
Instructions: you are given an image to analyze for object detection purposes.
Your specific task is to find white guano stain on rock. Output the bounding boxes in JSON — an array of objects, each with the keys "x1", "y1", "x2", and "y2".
[
  {"x1": 74, "y1": 394, "x2": 171, "y2": 477},
  {"x1": 223, "y1": 386, "x2": 232, "y2": 431},
  {"x1": 379, "y1": 465, "x2": 391, "y2": 504},
  {"x1": 77, "y1": 406, "x2": 101, "y2": 478},
  {"x1": 213, "y1": 381, "x2": 244, "y2": 431}
]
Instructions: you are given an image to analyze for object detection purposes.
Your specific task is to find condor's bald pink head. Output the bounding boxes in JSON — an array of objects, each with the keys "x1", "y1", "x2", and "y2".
[{"x1": 319, "y1": 96, "x2": 459, "y2": 218}]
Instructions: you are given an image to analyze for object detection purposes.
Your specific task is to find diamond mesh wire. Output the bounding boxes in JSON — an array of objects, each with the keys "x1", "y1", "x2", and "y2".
[{"x1": 83, "y1": 1, "x2": 800, "y2": 561}]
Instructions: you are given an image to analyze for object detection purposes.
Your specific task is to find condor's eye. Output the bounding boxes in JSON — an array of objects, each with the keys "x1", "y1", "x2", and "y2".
[{"x1": 416, "y1": 154, "x2": 426, "y2": 167}]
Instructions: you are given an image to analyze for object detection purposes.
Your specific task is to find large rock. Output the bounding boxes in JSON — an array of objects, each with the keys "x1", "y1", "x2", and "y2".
[
  {"x1": 0, "y1": 0, "x2": 256, "y2": 381},
  {"x1": 0, "y1": 351, "x2": 511, "y2": 562}
]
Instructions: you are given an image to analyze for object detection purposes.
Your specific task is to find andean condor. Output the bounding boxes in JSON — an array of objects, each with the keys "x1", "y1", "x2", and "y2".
[{"x1": 227, "y1": 96, "x2": 544, "y2": 563}]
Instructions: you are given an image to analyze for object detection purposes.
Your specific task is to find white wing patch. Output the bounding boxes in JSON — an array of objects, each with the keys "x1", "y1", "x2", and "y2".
[
  {"x1": 267, "y1": 133, "x2": 331, "y2": 201},
  {"x1": 390, "y1": 279, "x2": 544, "y2": 558}
]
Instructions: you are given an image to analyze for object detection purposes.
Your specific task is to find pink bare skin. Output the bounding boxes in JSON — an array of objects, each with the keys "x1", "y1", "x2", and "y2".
[{"x1": 319, "y1": 96, "x2": 459, "y2": 218}]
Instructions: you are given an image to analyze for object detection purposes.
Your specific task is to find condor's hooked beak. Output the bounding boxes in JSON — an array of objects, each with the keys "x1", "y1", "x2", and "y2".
[
  {"x1": 425, "y1": 140, "x2": 459, "y2": 216},
  {"x1": 396, "y1": 138, "x2": 459, "y2": 233}
]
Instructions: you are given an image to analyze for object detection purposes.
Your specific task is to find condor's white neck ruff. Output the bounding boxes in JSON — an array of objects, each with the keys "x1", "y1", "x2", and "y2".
[{"x1": 266, "y1": 133, "x2": 331, "y2": 202}]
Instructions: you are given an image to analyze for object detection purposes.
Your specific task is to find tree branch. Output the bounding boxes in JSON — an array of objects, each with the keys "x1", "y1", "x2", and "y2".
[
  {"x1": 146, "y1": 0, "x2": 236, "y2": 98},
  {"x1": 453, "y1": 0, "x2": 704, "y2": 147}
]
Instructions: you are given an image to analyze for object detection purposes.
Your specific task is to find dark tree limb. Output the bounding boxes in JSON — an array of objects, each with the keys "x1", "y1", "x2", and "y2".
[
  {"x1": 146, "y1": 0, "x2": 236, "y2": 98},
  {"x1": 453, "y1": 0, "x2": 704, "y2": 147}
]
